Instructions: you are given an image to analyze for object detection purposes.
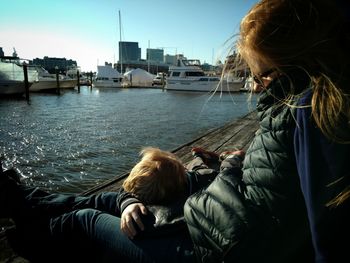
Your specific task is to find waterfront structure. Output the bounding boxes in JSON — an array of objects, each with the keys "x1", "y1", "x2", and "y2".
[
  {"x1": 146, "y1": 48, "x2": 164, "y2": 63},
  {"x1": 115, "y1": 59, "x2": 169, "y2": 75},
  {"x1": 118, "y1": 41, "x2": 141, "y2": 63},
  {"x1": 164, "y1": 54, "x2": 177, "y2": 65},
  {"x1": 122, "y1": 68, "x2": 154, "y2": 87},
  {"x1": 31, "y1": 56, "x2": 77, "y2": 74},
  {"x1": 0, "y1": 47, "x2": 4, "y2": 57}
]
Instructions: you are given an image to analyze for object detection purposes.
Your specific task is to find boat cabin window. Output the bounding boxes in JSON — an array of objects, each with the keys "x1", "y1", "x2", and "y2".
[
  {"x1": 182, "y1": 60, "x2": 201, "y2": 66},
  {"x1": 199, "y1": 78, "x2": 208, "y2": 81},
  {"x1": 172, "y1": 72, "x2": 180, "y2": 77},
  {"x1": 185, "y1": 71, "x2": 205, "y2": 77}
]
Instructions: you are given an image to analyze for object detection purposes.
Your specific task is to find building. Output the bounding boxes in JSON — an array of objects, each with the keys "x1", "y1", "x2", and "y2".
[
  {"x1": 119, "y1": 41, "x2": 141, "y2": 63},
  {"x1": 115, "y1": 59, "x2": 169, "y2": 75},
  {"x1": 164, "y1": 54, "x2": 177, "y2": 65},
  {"x1": 146, "y1": 48, "x2": 164, "y2": 63},
  {"x1": 0, "y1": 47, "x2": 4, "y2": 57},
  {"x1": 31, "y1": 56, "x2": 77, "y2": 74}
]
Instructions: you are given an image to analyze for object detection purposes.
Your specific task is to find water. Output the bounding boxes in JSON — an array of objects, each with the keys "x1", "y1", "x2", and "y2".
[{"x1": 0, "y1": 87, "x2": 256, "y2": 193}]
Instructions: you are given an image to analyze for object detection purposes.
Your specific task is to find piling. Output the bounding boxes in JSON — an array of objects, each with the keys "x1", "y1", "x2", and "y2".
[
  {"x1": 23, "y1": 64, "x2": 29, "y2": 101},
  {"x1": 90, "y1": 71, "x2": 93, "y2": 89},
  {"x1": 55, "y1": 67, "x2": 60, "y2": 95},
  {"x1": 77, "y1": 70, "x2": 80, "y2": 93}
]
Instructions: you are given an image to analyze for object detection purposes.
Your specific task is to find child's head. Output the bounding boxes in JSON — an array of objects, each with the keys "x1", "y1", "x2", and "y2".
[{"x1": 122, "y1": 147, "x2": 187, "y2": 205}]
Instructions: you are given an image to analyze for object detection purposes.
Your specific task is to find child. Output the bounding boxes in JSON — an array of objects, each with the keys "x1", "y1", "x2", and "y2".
[
  {"x1": 122, "y1": 147, "x2": 245, "y2": 205},
  {"x1": 122, "y1": 147, "x2": 188, "y2": 205}
]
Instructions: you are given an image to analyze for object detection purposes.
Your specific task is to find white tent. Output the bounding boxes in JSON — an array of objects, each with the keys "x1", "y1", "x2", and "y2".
[
  {"x1": 96, "y1": 65, "x2": 123, "y2": 79},
  {"x1": 123, "y1": 68, "x2": 155, "y2": 87}
]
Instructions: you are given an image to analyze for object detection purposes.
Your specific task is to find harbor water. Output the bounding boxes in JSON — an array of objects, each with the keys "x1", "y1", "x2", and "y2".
[{"x1": 0, "y1": 87, "x2": 257, "y2": 193}]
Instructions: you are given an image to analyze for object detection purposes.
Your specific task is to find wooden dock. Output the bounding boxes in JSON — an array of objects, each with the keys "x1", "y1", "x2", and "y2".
[{"x1": 0, "y1": 110, "x2": 258, "y2": 262}]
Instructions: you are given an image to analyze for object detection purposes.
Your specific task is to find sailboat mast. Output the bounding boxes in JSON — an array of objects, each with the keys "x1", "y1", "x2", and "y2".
[
  {"x1": 119, "y1": 10, "x2": 123, "y2": 74},
  {"x1": 147, "y1": 40, "x2": 150, "y2": 73}
]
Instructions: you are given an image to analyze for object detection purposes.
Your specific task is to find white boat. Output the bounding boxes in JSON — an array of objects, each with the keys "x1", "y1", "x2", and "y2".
[
  {"x1": 0, "y1": 56, "x2": 37, "y2": 96},
  {"x1": 92, "y1": 65, "x2": 123, "y2": 88},
  {"x1": 30, "y1": 67, "x2": 77, "y2": 92},
  {"x1": 0, "y1": 80, "x2": 30, "y2": 95},
  {"x1": 219, "y1": 74, "x2": 246, "y2": 92},
  {"x1": 240, "y1": 76, "x2": 253, "y2": 92},
  {"x1": 63, "y1": 67, "x2": 79, "y2": 88},
  {"x1": 166, "y1": 59, "x2": 220, "y2": 92}
]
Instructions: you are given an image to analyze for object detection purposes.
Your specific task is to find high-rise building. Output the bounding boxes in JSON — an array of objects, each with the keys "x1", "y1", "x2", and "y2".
[
  {"x1": 119, "y1": 41, "x2": 141, "y2": 63},
  {"x1": 146, "y1": 48, "x2": 164, "y2": 63}
]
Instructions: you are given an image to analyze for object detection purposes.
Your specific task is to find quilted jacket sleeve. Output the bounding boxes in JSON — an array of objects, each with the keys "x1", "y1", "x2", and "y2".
[{"x1": 184, "y1": 169, "x2": 261, "y2": 263}]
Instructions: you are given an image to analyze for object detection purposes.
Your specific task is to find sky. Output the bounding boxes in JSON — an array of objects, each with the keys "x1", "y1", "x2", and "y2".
[{"x1": 0, "y1": 0, "x2": 258, "y2": 72}]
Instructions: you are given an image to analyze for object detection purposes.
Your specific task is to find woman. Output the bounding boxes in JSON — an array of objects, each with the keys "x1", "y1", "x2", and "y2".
[{"x1": 182, "y1": 0, "x2": 350, "y2": 262}]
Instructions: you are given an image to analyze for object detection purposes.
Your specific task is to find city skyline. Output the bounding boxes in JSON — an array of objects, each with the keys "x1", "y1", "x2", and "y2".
[{"x1": 0, "y1": 0, "x2": 258, "y2": 72}]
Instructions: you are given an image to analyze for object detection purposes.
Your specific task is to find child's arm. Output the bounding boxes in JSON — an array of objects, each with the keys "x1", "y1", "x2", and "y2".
[
  {"x1": 115, "y1": 187, "x2": 148, "y2": 238},
  {"x1": 120, "y1": 202, "x2": 147, "y2": 239}
]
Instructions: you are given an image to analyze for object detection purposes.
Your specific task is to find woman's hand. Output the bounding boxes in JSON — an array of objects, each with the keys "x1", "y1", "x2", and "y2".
[{"x1": 121, "y1": 202, "x2": 147, "y2": 239}]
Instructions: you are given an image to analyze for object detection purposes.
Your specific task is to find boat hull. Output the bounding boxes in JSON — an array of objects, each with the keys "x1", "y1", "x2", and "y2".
[
  {"x1": 92, "y1": 80, "x2": 122, "y2": 88},
  {"x1": 219, "y1": 80, "x2": 245, "y2": 92},
  {"x1": 59, "y1": 79, "x2": 77, "y2": 89},
  {"x1": 30, "y1": 79, "x2": 77, "y2": 92},
  {"x1": 30, "y1": 80, "x2": 58, "y2": 92},
  {"x1": 0, "y1": 80, "x2": 27, "y2": 95},
  {"x1": 166, "y1": 79, "x2": 244, "y2": 92}
]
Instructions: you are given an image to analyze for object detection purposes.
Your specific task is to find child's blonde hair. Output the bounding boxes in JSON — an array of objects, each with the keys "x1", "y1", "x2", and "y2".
[{"x1": 122, "y1": 147, "x2": 187, "y2": 205}]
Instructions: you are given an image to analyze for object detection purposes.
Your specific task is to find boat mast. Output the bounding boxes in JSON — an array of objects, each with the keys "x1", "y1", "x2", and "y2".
[
  {"x1": 148, "y1": 40, "x2": 150, "y2": 73},
  {"x1": 119, "y1": 10, "x2": 123, "y2": 74}
]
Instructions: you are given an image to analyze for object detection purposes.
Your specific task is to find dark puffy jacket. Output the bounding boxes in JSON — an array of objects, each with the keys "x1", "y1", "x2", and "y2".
[{"x1": 184, "y1": 75, "x2": 314, "y2": 263}]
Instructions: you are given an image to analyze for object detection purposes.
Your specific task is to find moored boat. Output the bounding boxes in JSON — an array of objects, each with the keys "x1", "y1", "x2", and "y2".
[
  {"x1": 166, "y1": 58, "x2": 220, "y2": 92},
  {"x1": 92, "y1": 65, "x2": 123, "y2": 88},
  {"x1": 219, "y1": 73, "x2": 246, "y2": 92},
  {"x1": 30, "y1": 67, "x2": 77, "y2": 92},
  {"x1": 0, "y1": 56, "x2": 37, "y2": 96}
]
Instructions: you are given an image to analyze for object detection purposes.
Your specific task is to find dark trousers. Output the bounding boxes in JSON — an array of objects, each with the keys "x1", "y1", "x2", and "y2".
[{"x1": 11, "y1": 187, "x2": 194, "y2": 263}]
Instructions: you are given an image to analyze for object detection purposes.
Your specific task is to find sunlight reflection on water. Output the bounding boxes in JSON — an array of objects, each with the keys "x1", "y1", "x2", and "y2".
[{"x1": 0, "y1": 87, "x2": 256, "y2": 193}]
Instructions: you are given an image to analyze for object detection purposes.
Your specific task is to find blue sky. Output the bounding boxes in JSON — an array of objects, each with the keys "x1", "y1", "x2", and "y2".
[{"x1": 0, "y1": 0, "x2": 258, "y2": 72}]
